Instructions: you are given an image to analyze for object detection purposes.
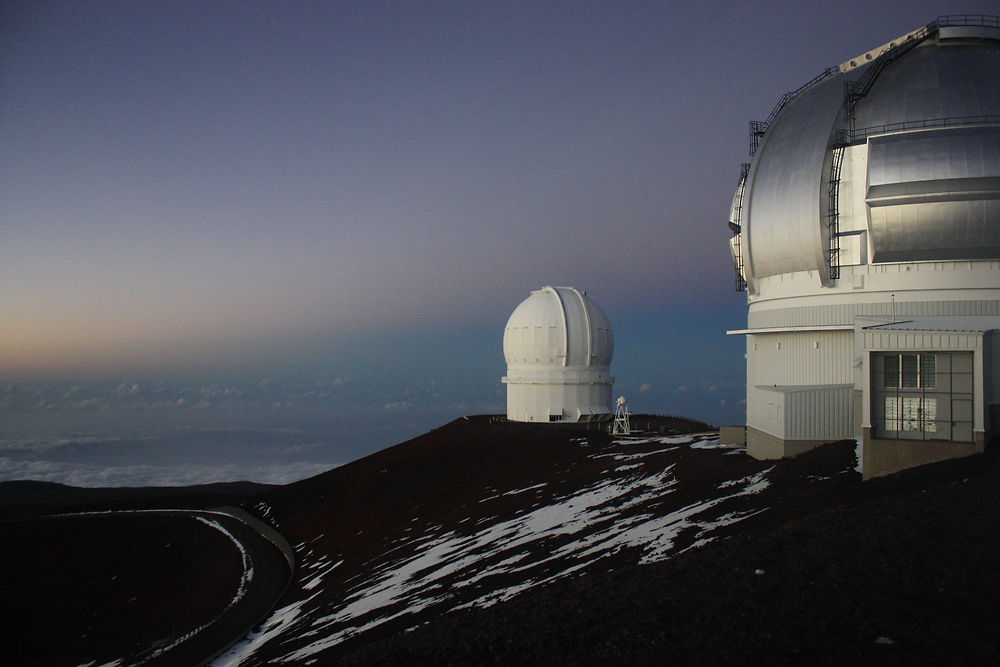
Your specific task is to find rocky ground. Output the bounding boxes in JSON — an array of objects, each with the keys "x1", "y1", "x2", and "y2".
[
  {"x1": 340, "y1": 444, "x2": 1000, "y2": 665},
  {"x1": 4, "y1": 416, "x2": 1000, "y2": 665},
  {"x1": 0, "y1": 482, "x2": 269, "y2": 666},
  {"x1": 2, "y1": 514, "x2": 244, "y2": 666}
]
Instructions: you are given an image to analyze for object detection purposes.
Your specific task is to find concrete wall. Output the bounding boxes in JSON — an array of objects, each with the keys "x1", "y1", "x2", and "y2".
[
  {"x1": 861, "y1": 428, "x2": 985, "y2": 480},
  {"x1": 853, "y1": 389, "x2": 864, "y2": 441},
  {"x1": 719, "y1": 426, "x2": 746, "y2": 445},
  {"x1": 216, "y1": 506, "x2": 295, "y2": 570},
  {"x1": 746, "y1": 426, "x2": 830, "y2": 460},
  {"x1": 987, "y1": 331, "x2": 999, "y2": 434}
]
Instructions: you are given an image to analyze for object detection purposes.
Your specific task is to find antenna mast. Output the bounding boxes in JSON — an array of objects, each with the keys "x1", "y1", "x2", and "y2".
[{"x1": 612, "y1": 396, "x2": 631, "y2": 435}]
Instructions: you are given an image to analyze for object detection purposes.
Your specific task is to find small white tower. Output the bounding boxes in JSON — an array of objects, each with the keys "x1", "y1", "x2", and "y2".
[
  {"x1": 502, "y1": 286, "x2": 614, "y2": 422},
  {"x1": 612, "y1": 396, "x2": 631, "y2": 435}
]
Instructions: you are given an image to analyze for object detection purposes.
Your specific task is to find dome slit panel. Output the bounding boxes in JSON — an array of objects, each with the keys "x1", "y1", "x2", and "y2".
[
  {"x1": 853, "y1": 46, "x2": 1000, "y2": 130},
  {"x1": 575, "y1": 289, "x2": 594, "y2": 367},
  {"x1": 744, "y1": 75, "x2": 852, "y2": 281},
  {"x1": 546, "y1": 286, "x2": 570, "y2": 367},
  {"x1": 866, "y1": 127, "x2": 1000, "y2": 262}
]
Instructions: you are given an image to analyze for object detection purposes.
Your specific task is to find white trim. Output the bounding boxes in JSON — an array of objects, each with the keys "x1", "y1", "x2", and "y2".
[
  {"x1": 727, "y1": 324, "x2": 854, "y2": 335},
  {"x1": 544, "y1": 286, "x2": 570, "y2": 368}
]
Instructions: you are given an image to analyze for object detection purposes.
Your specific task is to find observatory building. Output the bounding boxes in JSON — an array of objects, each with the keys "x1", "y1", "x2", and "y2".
[
  {"x1": 727, "y1": 15, "x2": 1000, "y2": 479},
  {"x1": 502, "y1": 286, "x2": 614, "y2": 422}
]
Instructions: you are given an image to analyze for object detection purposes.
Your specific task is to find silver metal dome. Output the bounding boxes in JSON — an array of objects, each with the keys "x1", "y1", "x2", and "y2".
[
  {"x1": 727, "y1": 16, "x2": 1000, "y2": 482},
  {"x1": 853, "y1": 42, "x2": 1000, "y2": 129},
  {"x1": 733, "y1": 17, "x2": 1000, "y2": 291}
]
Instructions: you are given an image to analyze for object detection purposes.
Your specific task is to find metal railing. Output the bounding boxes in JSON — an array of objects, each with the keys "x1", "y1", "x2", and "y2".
[
  {"x1": 837, "y1": 115, "x2": 1000, "y2": 145},
  {"x1": 749, "y1": 67, "x2": 840, "y2": 155},
  {"x1": 826, "y1": 146, "x2": 845, "y2": 280},
  {"x1": 843, "y1": 15, "x2": 998, "y2": 135},
  {"x1": 843, "y1": 33, "x2": 926, "y2": 133},
  {"x1": 730, "y1": 163, "x2": 750, "y2": 292},
  {"x1": 936, "y1": 14, "x2": 1000, "y2": 28}
]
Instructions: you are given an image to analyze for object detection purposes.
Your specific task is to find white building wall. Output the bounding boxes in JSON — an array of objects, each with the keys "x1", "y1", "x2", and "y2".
[
  {"x1": 749, "y1": 386, "x2": 786, "y2": 439},
  {"x1": 504, "y1": 381, "x2": 611, "y2": 423},
  {"x1": 748, "y1": 384, "x2": 853, "y2": 441},
  {"x1": 745, "y1": 259, "x2": 1000, "y2": 332},
  {"x1": 785, "y1": 386, "x2": 854, "y2": 439},
  {"x1": 746, "y1": 330, "x2": 854, "y2": 440},
  {"x1": 748, "y1": 330, "x2": 853, "y2": 386}
]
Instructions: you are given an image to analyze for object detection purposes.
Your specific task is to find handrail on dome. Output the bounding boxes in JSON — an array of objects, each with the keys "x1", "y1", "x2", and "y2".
[
  {"x1": 836, "y1": 115, "x2": 1000, "y2": 146},
  {"x1": 753, "y1": 14, "x2": 1000, "y2": 157},
  {"x1": 749, "y1": 66, "x2": 840, "y2": 156},
  {"x1": 842, "y1": 32, "x2": 928, "y2": 135},
  {"x1": 826, "y1": 146, "x2": 846, "y2": 281},
  {"x1": 730, "y1": 162, "x2": 750, "y2": 292},
  {"x1": 840, "y1": 15, "x2": 999, "y2": 136},
  {"x1": 936, "y1": 14, "x2": 1000, "y2": 28}
]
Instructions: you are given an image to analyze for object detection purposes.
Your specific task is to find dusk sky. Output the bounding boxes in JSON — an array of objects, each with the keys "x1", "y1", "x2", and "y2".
[{"x1": 3, "y1": 0, "x2": 997, "y2": 485}]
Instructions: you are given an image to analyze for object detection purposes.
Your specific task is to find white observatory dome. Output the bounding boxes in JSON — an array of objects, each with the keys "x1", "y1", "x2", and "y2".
[{"x1": 502, "y1": 286, "x2": 614, "y2": 423}]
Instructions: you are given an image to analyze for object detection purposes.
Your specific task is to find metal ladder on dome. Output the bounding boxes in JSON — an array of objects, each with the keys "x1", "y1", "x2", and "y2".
[
  {"x1": 827, "y1": 146, "x2": 845, "y2": 280},
  {"x1": 730, "y1": 162, "x2": 750, "y2": 292}
]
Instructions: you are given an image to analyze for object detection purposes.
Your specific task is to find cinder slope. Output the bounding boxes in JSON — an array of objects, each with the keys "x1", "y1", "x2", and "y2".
[
  {"x1": 341, "y1": 449, "x2": 1000, "y2": 665},
  {"x1": 224, "y1": 415, "x2": 867, "y2": 664}
]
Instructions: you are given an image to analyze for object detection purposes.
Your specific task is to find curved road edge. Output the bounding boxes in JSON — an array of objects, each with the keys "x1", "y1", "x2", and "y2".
[
  {"x1": 138, "y1": 509, "x2": 293, "y2": 667},
  {"x1": 211, "y1": 506, "x2": 295, "y2": 571}
]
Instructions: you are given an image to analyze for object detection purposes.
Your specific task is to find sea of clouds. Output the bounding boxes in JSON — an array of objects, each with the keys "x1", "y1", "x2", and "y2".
[{"x1": 0, "y1": 379, "x2": 489, "y2": 487}]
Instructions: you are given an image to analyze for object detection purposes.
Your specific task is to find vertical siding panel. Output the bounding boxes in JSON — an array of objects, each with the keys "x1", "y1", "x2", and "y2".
[
  {"x1": 772, "y1": 332, "x2": 853, "y2": 386},
  {"x1": 786, "y1": 386, "x2": 852, "y2": 440}
]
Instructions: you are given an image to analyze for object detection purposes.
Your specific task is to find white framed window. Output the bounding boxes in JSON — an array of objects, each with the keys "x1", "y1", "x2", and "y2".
[
  {"x1": 872, "y1": 352, "x2": 971, "y2": 442},
  {"x1": 884, "y1": 396, "x2": 937, "y2": 433},
  {"x1": 882, "y1": 353, "x2": 936, "y2": 389}
]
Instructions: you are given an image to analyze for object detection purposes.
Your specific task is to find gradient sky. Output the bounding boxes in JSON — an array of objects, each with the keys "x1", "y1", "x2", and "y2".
[{"x1": 3, "y1": 0, "x2": 998, "y2": 469}]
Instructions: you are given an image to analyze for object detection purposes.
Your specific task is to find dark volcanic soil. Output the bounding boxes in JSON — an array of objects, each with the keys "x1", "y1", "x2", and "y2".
[
  {"x1": 5, "y1": 415, "x2": 1000, "y2": 666},
  {"x1": 261, "y1": 414, "x2": 712, "y2": 541},
  {"x1": 0, "y1": 480, "x2": 271, "y2": 519},
  {"x1": 337, "y1": 443, "x2": 1000, "y2": 665},
  {"x1": 1, "y1": 514, "x2": 244, "y2": 666},
  {"x1": 0, "y1": 482, "x2": 270, "y2": 666},
  {"x1": 236, "y1": 415, "x2": 1000, "y2": 665}
]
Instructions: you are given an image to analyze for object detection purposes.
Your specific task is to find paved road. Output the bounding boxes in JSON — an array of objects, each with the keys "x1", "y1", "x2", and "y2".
[
  {"x1": 10, "y1": 508, "x2": 291, "y2": 665},
  {"x1": 138, "y1": 510, "x2": 291, "y2": 667}
]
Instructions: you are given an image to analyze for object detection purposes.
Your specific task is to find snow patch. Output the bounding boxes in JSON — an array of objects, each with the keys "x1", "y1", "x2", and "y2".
[{"x1": 212, "y1": 595, "x2": 318, "y2": 667}]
